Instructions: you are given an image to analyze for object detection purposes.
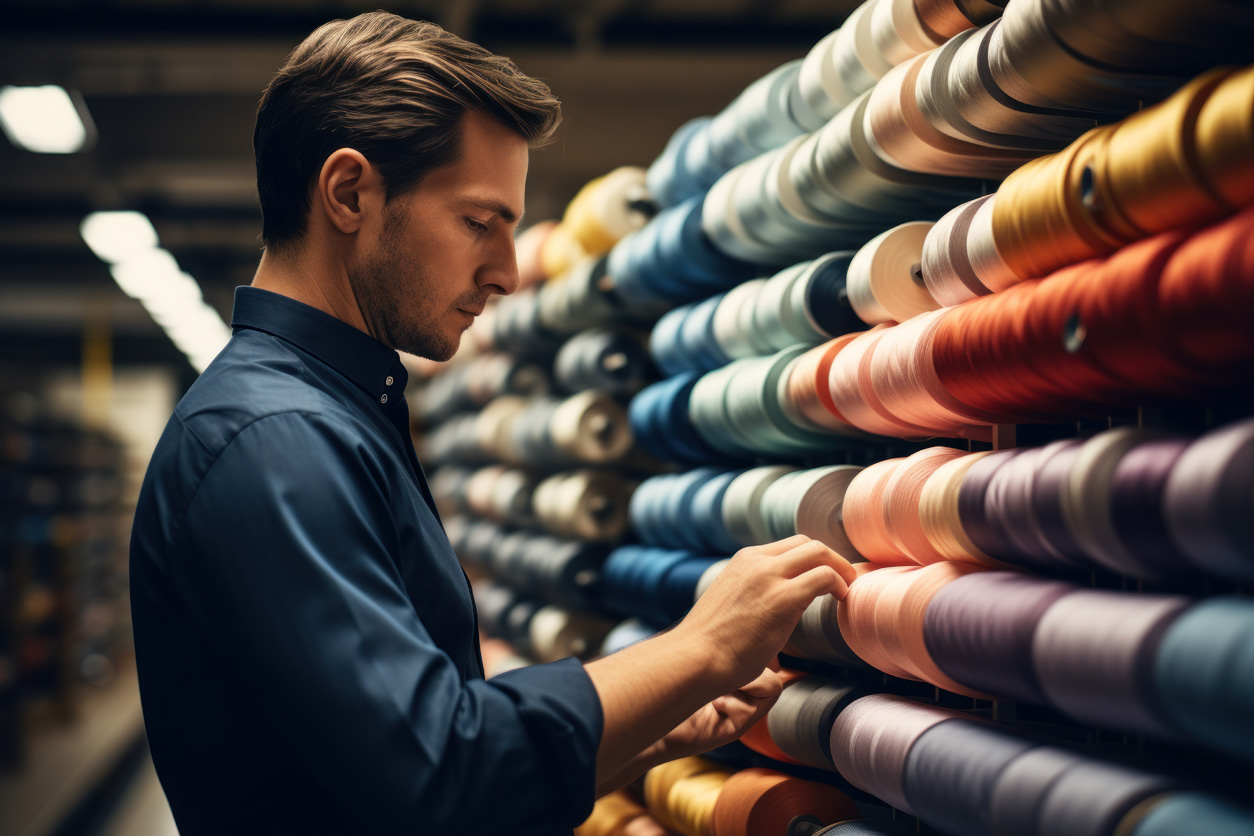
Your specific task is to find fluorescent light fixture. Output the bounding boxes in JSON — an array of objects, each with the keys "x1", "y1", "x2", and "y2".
[
  {"x1": 81, "y1": 211, "x2": 160, "y2": 265},
  {"x1": 86, "y1": 208, "x2": 232, "y2": 374},
  {"x1": 0, "y1": 85, "x2": 94, "y2": 154}
]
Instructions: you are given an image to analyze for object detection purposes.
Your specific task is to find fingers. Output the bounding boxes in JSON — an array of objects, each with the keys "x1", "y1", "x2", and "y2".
[
  {"x1": 792, "y1": 564, "x2": 849, "y2": 601},
  {"x1": 774, "y1": 538, "x2": 859, "y2": 588},
  {"x1": 734, "y1": 534, "x2": 811, "y2": 559},
  {"x1": 737, "y1": 665, "x2": 783, "y2": 700}
]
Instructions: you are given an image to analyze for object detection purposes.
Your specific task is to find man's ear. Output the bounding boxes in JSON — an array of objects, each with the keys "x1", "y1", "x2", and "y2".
[{"x1": 315, "y1": 148, "x2": 385, "y2": 235}]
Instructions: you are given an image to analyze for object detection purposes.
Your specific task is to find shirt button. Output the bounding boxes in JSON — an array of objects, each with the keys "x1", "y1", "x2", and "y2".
[
  {"x1": 380, "y1": 394, "x2": 389, "y2": 404},
  {"x1": 386, "y1": 376, "x2": 394, "y2": 386}
]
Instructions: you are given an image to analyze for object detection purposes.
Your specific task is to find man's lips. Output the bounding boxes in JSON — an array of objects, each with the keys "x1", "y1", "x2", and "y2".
[{"x1": 457, "y1": 307, "x2": 483, "y2": 317}]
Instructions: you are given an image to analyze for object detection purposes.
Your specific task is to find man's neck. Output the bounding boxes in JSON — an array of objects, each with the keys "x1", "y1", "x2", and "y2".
[{"x1": 251, "y1": 246, "x2": 372, "y2": 337}]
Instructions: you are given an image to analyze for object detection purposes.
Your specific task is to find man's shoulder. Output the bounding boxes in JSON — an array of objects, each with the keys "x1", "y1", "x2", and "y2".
[{"x1": 172, "y1": 329, "x2": 369, "y2": 457}]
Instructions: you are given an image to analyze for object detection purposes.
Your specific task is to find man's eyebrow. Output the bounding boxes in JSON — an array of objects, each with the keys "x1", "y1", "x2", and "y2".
[{"x1": 461, "y1": 197, "x2": 524, "y2": 225}]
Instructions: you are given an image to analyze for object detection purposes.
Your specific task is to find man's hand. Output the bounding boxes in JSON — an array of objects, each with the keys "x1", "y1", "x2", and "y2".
[
  {"x1": 672, "y1": 535, "x2": 857, "y2": 692},
  {"x1": 653, "y1": 662, "x2": 783, "y2": 761},
  {"x1": 594, "y1": 663, "x2": 783, "y2": 797}
]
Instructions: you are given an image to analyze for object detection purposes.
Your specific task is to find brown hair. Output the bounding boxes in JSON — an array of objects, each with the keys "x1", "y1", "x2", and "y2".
[{"x1": 254, "y1": 12, "x2": 561, "y2": 250}]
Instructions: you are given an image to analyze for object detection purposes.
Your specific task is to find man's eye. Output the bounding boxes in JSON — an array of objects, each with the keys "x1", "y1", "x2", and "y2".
[{"x1": 465, "y1": 218, "x2": 489, "y2": 233}]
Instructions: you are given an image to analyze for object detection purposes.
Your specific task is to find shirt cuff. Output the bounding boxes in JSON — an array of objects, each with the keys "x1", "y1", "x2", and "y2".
[{"x1": 488, "y1": 657, "x2": 604, "y2": 828}]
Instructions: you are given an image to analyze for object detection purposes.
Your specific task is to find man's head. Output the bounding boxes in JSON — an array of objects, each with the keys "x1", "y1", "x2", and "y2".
[{"x1": 253, "y1": 13, "x2": 561, "y2": 359}]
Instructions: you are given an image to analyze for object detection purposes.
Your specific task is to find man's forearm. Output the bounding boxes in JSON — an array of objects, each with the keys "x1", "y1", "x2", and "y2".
[{"x1": 584, "y1": 626, "x2": 731, "y2": 789}]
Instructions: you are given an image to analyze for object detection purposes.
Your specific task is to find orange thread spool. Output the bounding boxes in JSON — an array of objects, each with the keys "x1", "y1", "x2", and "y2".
[
  {"x1": 788, "y1": 334, "x2": 865, "y2": 433},
  {"x1": 842, "y1": 458, "x2": 912, "y2": 564},
  {"x1": 838, "y1": 565, "x2": 922, "y2": 679},
  {"x1": 884, "y1": 447, "x2": 971, "y2": 564},
  {"x1": 711, "y1": 768, "x2": 860, "y2": 836},
  {"x1": 895, "y1": 561, "x2": 990, "y2": 696}
]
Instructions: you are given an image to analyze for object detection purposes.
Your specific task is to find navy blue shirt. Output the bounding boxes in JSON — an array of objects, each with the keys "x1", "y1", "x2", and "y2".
[{"x1": 130, "y1": 287, "x2": 603, "y2": 836}]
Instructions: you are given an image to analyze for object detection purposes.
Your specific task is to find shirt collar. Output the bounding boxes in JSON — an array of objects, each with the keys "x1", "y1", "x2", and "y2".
[{"x1": 230, "y1": 286, "x2": 409, "y2": 399}]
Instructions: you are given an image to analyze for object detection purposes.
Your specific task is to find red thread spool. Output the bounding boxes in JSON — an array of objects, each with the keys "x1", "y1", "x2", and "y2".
[{"x1": 1158, "y1": 207, "x2": 1254, "y2": 380}]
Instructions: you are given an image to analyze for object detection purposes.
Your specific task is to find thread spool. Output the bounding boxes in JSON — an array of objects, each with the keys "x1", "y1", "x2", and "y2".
[
  {"x1": 550, "y1": 391, "x2": 633, "y2": 464},
  {"x1": 914, "y1": 0, "x2": 1002, "y2": 40},
  {"x1": 1126, "y1": 793, "x2": 1254, "y2": 836},
  {"x1": 917, "y1": 451, "x2": 1001, "y2": 566},
  {"x1": 1155, "y1": 597, "x2": 1254, "y2": 762},
  {"x1": 787, "y1": 334, "x2": 865, "y2": 434},
  {"x1": 712, "y1": 768, "x2": 860, "y2": 836},
  {"x1": 785, "y1": 593, "x2": 866, "y2": 668},
  {"x1": 801, "y1": 92, "x2": 984, "y2": 228},
  {"x1": 902, "y1": 718, "x2": 1036, "y2": 836},
  {"x1": 1194, "y1": 66, "x2": 1254, "y2": 210},
  {"x1": 865, "y1": 50, "x2": 1034, "y2": 178},
  {"x1": 1102, "y1": 68, "x2": 1234, "y2": 237},
  {"x1": 965, "y1": 193, "x2": 1021, "y2": 294},
  {"x1": 722, "y1": 465, "x2": 800, "y2": 547},
  {"x1": 711, "y1": 278, "x2": 768, "y2": 361},
  {"x1": 690, "y1": 469, "x2": 744, "y2": 555},
  {"x1": 842, "y1": 458, "x2": 909, "y2": 565},
  {"x1": 1032, "y1": 589, "x2": 1191, "y2": 736},
  {"x1": 1034, "y1": 758, "x2": 1174, "y2": 836},
  {"x1": 828, "y1": 694, "x2": 964, "y2": 814},
  {"x1": 955, "y1": 448, "x2": 1023, "y2": 562},
  {"x1": 921, "y1": 196, "x2": 995, "y2": 307},
  {"x1": 1106, "y1": 438, "x2": 1191, "y2": 579},
  {"x1": 722, "y1": 348, "x2": 840, "y2": 457},
  {"x1": 629, "y1": 374, "x2": 719, "y2": 465},
  {"x1": 837, "y1": 565, "x2": 919, "y2": 677},
  {"x1": 532, "y1": 470, "x2": 632, "y2": 541},
  {"x1": 1060, "y1": 427, "x2": 1164, "y2": 576},
  {"x1": 813, "y1": 822, "x2": 914, "y2": 836},
  {"x1": 555, "y1": 327, "x2": 653, "y2": 396},
  {"x1": 827, "y1": 328, "x2": 933, "y2": 439},
  {"x1": 577, "y1": 791, "x2": 667, "y2": 836},
  {"x1": 515, "y1": 220, "x2": 558, "y2": 289},
  {"x1": 647, "y1": 117, "x2": 711, "y2": 210},
  {"x1": 870, "y1": 0, "x2": 944, "y2": 67},
  {"x1": 528, "y1": 605, "x2": 615, "y2": 663},
  {"x1": 981, "y1": 446, "x2": 1072, "y2": 573},
  {"x1": 846, "y1": 222, "x2": 939, "y2": 324},
  {"x1": 741, "y1": 669, "x2": 811, "y2": 765},
  {"x1": 877, "y1": 561, "x2": 990, "y2": 694},
  {"x1": 644, "y1": 757, "x2": 732, "y2": 836},
  {"x1": 925, "y1": 571, "x2": 1074, "y2": 703},
  {"x1": 883, "y1": 447, "x2": 969, "y2": 564},
  {"x1": 1164, "y1": 418, "x2": 1254, "y2": 582}
]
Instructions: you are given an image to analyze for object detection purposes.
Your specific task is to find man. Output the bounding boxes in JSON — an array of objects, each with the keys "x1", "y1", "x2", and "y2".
[{"x1": 130, "y1": 12, "x2": 856, "y2": 835}]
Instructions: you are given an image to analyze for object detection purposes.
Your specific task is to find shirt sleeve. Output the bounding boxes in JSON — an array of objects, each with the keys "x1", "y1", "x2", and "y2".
[{"x1": 171, "y1": 411, "x2": 603, "y2": 835}]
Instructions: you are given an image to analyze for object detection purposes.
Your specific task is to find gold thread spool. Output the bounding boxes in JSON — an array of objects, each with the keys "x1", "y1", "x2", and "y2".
[
  {"x1": 918, "y1": 451, "x2": 1006, "y2": 566},
  {"x1": 644, "y1": 757, "x2": 733, "y2": 836},
  {"x1": 577, "y1": 791, "x2": 653, "y2": 836},
  {"x1": 1103, "y1": 68, "x2": 1234, "y2": 237},
  {"x1": 991, "y1": 126, "x2": 1127, "y2": 283},
  {"x1": 1194, "y1": 65, "x2": 1254, "y2": 211}
]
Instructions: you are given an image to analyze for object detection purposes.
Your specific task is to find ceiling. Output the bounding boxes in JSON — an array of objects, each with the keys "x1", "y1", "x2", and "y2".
[{"x1": 0, "y1": 0, "x2": 857, "y2": 376}]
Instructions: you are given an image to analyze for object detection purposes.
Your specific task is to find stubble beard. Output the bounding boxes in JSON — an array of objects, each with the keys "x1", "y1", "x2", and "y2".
[{"x1": 351, "y1": 203, "x2": 461, "y2": 362}]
